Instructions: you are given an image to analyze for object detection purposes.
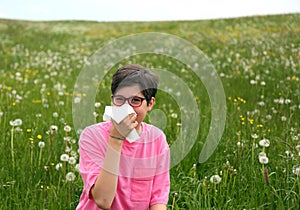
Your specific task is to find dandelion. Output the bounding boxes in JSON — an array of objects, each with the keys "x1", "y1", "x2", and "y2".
[
  {"x1": 285, "y1": 150, "x2": 293, "y2": 158},
  {"x1": 281, "y1": 116, "x2": 287, "y2": 121},
  {"x1": 259, "y1": 151, "x2": 267, "y2": 157},
  {"x1": 257, "y1": 101, "x2": 265, "y2": 106},
  {"x1": 210, "y1": 175, "x2": 222, "y2": 184},
  {"x1": 38, "y1": 141, "x2": 45, "y2": 167},
  {"x1": 53, "y1": 112, "x2": 59, "y2": 118},
  {"x1": 64, "y1": 125, "x2": 71, "y2": 132},
  {"x1": 37, "y1": 134, "x2": 42, "y2": 140},
  {"x1": 75, "y1": 164, "x2": 80, "y2": 172},
  {"x1": 10, "y1": 118, "x2": 22, "y2": 126},
  {"x1": 74, "y1": 97, "x2": 81, "y2": 104},
  {"x1": 68, "y1": 157, "x2": 76, "y2": 165},
  {"x1": 251, "y1": 133, "x2": 259, "y2": 139},
  {"x1": 38, "y1": 141, "x2": 45, "y2": 148},
  {"x1": 292, "y1": 165, "x2": 300, "y2": 176},
  {"x1": 66, "y1": 172, "x2": 76, "y2": 182},
  {"x1": 265, "y1": 115, "x2": 272, "y2": 120},
  {"x1": 259, "y1": 155, "x2": 269, "y2": 164},
  {"x1": 259, "y1": 138, "x2": 270, "y2": 147},
  {"x1": 95, "y1": 102, "x2": 101, "y2": 107},
  {"x1": 93, "y1": 112, "x2": 99, "y2": 117},
  {"x1": 55, "y1": 163, "x2": 63, "y2": 170},
  {"x1": 60, "y1": 154, "x2": 69, "y2": 162},
  {"x1": 50, "y1": 125, "x2": 58, "y2": 132},
  {"x1": 170, "y1": 113, "x2": 178, "y2": 118},
  {"x1": 237, "y1": 141, "x2": 244, "y2": 147}
]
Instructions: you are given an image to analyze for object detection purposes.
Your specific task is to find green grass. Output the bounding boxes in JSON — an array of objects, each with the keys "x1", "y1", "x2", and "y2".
[{"x1": 0, "y1": 13, "x2": 300, "y2": 209}]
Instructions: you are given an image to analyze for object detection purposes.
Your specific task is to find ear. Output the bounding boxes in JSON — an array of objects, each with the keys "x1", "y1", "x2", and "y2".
[{"x1": 147, "y1": 97, "x2": 155, "y2": 111}]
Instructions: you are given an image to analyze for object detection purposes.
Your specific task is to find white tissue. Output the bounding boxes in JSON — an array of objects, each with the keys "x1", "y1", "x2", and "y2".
[{"x1": 103, "y1": 104, "x2": 140, "y2": 143}]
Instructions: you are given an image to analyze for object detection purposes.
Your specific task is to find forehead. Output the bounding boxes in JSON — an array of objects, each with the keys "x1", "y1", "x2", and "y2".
[{"x1": 114, "y1": 84, "x2": 142, "y2": 97}]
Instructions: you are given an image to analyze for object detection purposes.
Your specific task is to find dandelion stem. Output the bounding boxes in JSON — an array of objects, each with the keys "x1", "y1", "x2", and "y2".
[
  {"x1": 38, "y1": 148, "x2": 43, "y2": 167},
  {"x1": 10, "y1": 126, "x2": 15, "y2": 172}
]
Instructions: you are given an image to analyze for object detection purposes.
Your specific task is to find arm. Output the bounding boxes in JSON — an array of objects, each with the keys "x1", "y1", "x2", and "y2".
[
  {"x1": 150, "y1": 204, "x2": 167, "y2": 210},
  {"x1": 90, "y1": 137, "x2": 123, "y2": 209},
  {"x1": 91, "y1": 114, "x2": 138, "y2": 209}
]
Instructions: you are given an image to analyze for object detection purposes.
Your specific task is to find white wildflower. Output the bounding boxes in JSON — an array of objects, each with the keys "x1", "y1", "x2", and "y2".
[
  {"x1": 60, "y1": 154, "x2": 69, "y2": 162},
  {"x1": 95, "y1": 102, "x2": 101, "y2": 108},
  {"x1": 9, "y1": 119, "x2": 22, "y2": 126},
  {"x1": 210, "y1": 175, "x2": 222, "y2": 184},
  {"x1": 64, "y1": 125, "x2": 71, "y2": 132},
  {"x1": 259, "y1": 155, "x2": 269, "y2": 164},
  {"x1": 55, "y1": 163, "x2": 63, "y2": 170},
  {"x1": 66, "y1": 172, "x2": 76, "y2": 182},
  {"x1": 68, "y1": 157, "x2": 76, "y2": 165},
  {"x1": 38, "y1": 141, "x2": 45, "y2": 148},
  {"x1": 292, "y1": 165, "x2": 300, "y2": 176},
  {"x1": 259, "y1": 138, "x2": 270, "y2": 147}
]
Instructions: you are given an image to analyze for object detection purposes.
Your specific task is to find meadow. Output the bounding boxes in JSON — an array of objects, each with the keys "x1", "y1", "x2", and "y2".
[{"x1": 0, "y1": 13, "x2": 299, "y2": 209}]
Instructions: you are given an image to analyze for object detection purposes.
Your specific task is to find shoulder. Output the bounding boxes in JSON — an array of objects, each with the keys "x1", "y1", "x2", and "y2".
[
  {"x1": 79, "y1": 121, "x2": 111, "y2": 143},
  {"x1": 141, "y1": 122, "x2": 168, "y2": 145},
  {"x1": 81, "y1": 121, "x2": 111, "y2": 135}
]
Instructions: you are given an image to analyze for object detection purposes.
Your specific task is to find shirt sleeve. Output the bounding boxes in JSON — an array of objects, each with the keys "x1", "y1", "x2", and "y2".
[{"x1": 78, "y1": 125, "x2": 108, "y2": 199}]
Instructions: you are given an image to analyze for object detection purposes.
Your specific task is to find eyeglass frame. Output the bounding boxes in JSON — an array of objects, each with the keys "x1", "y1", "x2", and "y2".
[{"x1": 111, "y1": 95, "x2": 148, "y2": 107}]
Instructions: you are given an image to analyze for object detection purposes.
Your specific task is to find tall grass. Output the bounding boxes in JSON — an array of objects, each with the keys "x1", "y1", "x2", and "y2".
[{"x1": 0, "y1": 14, "x2": 299, "y2": 209}]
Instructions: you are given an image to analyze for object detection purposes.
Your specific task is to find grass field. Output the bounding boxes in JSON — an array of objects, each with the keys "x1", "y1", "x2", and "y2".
[{"x1": 0, "y1": 13, "x2": 299, "y2": 209}]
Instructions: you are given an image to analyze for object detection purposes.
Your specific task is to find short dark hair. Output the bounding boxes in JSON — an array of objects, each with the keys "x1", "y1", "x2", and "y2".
[{"x1": 111, "y1": 64, "x2": 159, "y2": 104}]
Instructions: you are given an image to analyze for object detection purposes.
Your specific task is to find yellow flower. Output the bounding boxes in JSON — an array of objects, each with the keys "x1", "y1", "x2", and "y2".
[
  {"x1": 28, "y1": 137, "x2": 34, "y2": 141},
  {"x1": 37, "y1": 134, "x2": 42, "y2": 140},
  {"x1": 26, "y1": 129, "x2": 32, "y2": 132}
]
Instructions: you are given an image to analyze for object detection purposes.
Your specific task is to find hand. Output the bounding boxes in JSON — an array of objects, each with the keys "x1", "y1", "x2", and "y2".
[{"x1": 110, "y1": 113, "x2": 138, "y2": 138}]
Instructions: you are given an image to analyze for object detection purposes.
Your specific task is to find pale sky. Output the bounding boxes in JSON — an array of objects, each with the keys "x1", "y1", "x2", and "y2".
[{"x1": 0, "y1": 0, "x2": 299, "y2": 22}]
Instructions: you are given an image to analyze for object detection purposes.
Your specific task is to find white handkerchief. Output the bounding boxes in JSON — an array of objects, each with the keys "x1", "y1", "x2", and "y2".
[{"x1": 103, "y1": 104, "x2": 140, "y2": 143}]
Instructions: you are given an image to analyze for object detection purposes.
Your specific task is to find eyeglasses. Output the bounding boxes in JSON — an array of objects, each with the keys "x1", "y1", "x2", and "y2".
[{"x1": 112, "y1": 95, "x2": 147, "y2": 107}]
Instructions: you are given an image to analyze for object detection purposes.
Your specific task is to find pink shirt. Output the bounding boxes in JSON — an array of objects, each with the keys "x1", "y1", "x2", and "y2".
[{"x1": 76, "y1": 121, "x2": 170, "y2": 210}]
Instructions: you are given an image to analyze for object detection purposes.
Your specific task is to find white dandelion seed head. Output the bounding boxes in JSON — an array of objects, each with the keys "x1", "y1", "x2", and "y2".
[
  {"x1": 60, "y1": 154, "x2": 69, "y2": 162},
  {"x1": 50, "y1": 125, "x2": 58, "y2": 132},
  {"x1": 259, "y1": 138, "x2": 270, "y2": 147},
  {"x1": 285, "y1": 150, "x2": 293, "y2": 158},
  {"x1": 64, "y1": 125, "x2": 71, "y2": 132},
  {"x1": 55, "y1": 163, "x2": 63, "y2": 170},
  {"x1": 75, "y1": 164, "x2": 80, "y2": 172},
  {"x1": 66, "y1": 172, "x2": 76, "y2": 182},
  {"x1": 93, "y1": 112, "x2": 99, "y2": 117},
  {"x1": 237, "y1": 141, "x2": 244, "y2": 147},
  {"x1": 38, "y1": 141, "x2": 45, "y2": 148},
  {"x1": 210, "y1": 175, "x2": 222, "y2": 184},
  {"x1": 94, "y1": 102, "x2": 101, "y2": 108},
  {"x1": 52, "y1": 112, "x2": 59, "y2": 118},
  {"x1": 281, "y1": 116, "x2": 287, "y2": 122},
  {"x1": 259, "y1": 155, "x2": 269, "y2": 164},
  {"x1": 265, "y1": 115, "x2": 272, "y2": 120},
  {"x1": 74, "y1": 97, "x2": 81, "y2": 104},
  {"x1": 292, "y1": 165, "x2": 300, "y2": 176},
  {"x1": 259, "y1": 151, "x2": 267, "y2": 157},
  {"x1": 251, "y1": 133, "x2": 259, "y2": 139},
  {"x1": 10, "y1": 118, "x2": 22, "y2": 126},
  {"x1": 68, "y1": 157, "x2": 76, "y2": 165},
  {"x1": 170, "y1": 113, "x2": 178, "y2": 118}
]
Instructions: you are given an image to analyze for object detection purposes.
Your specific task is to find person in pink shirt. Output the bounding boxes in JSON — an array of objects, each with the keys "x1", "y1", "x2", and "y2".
[{"x1": 76, "y1": 64, "x2": 170, "y2": 210}]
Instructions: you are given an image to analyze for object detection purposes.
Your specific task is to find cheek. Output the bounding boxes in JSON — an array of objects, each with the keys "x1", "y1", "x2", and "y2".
[{"x1": 134, "y1": 108, "x2": 147, "y2": 120}]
